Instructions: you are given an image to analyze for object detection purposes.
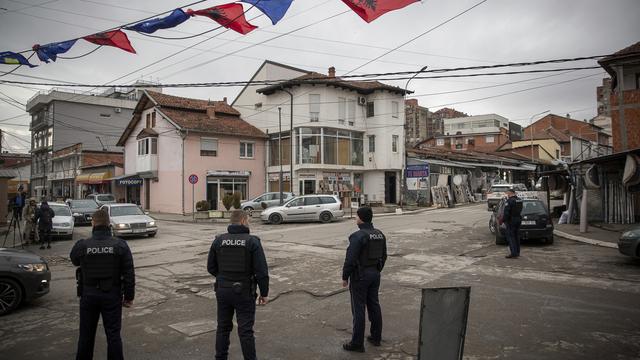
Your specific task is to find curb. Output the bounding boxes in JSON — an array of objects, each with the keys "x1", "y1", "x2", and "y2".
[{"x1": 553, "y1": 229, "x2": 618, "y2": 249}]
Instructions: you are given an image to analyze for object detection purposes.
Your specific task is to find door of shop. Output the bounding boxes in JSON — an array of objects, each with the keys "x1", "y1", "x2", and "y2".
[
  {"x1": 299, "y1": 180, "x2": 316, "y2": 195},
  {"x1": 385, "y1": 171, "x2": 397, "y2": 204},
  {"x1": 207, "y1": 182, "x2": 218, "y2": 210}
]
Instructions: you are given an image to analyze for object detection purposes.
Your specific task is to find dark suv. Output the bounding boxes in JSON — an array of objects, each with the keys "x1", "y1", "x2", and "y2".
[
  {"x1": 0, "y1": 248, "x2": 51, "y2": 315},
  {"x1": 489, "y1": 198, "x2": 554, "y2": 245}
]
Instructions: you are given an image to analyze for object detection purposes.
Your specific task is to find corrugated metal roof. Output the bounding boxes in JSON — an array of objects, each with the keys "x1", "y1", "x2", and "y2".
[{"x1": 0, "y1": 169, "x2": 19, "y2": 178}]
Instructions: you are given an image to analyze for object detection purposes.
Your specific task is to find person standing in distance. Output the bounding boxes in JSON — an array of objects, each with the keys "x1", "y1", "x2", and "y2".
[
  {"x1": 342, "y1": 207, "x2": 387, "y2": 352},
  {"x1": 208, "y1": 210, "x2": 269, "y2": 360},
  {"x1": 503, "y1": 188, "x2": 523, "y2": 259},
  {"x1": 34, "y1": 201, "x2": 55, "y2": 249},
  {"x1": 70, "y1": 209, "x2": 135, "y2": 360}
]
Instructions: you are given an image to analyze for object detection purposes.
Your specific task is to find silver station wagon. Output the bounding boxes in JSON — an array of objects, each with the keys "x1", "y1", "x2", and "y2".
[
  {"x1": 100, "y1": 203, "x2": 157, "y2": 238},
  {"x1": 261, "y1": 194, "x2": 344, "y2": 224}
]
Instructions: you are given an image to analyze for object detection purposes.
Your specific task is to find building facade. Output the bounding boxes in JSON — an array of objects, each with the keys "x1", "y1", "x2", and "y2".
[
  {"x1": 117, "y1": 91, "x2": 267, "y2": 214},
  {"x1": 405, "y1": 99, "x2": 442, "y2": 145},
  {"x1": 419, "y1": 114, "x2": 511, "y2": 152},
  {"x1": 26, "y1": 87, "x2": 141, "y2": 199},
  {"x1": 233, "y1": 61, "x2": 409, "y2": 205},
  {"x1": 598, "y1": 41, "x2": 640, "y2": 152}
]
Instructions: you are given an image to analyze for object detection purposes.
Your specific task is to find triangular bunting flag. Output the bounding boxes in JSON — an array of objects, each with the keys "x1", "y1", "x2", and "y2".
[
  {"x1": 33, "y1": 39, "x2": 77, "y2": 63},
  {"x1": 240, "y1": 0, "x2": 293, "y2": 25},
  {"x1": 0, "y1": 51, "x2": 37, "y2": 67},
  {"x1": 84, "y1": 30, "x2": 136, "y2": 54},
  {"x1": 187, "y1": 3, "x2": 257, "y2": 35},
  {"x1": 125, "y1": 9, "x2": 190, "y2": 34}
]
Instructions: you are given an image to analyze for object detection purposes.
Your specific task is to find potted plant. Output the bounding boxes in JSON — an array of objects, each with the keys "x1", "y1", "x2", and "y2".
[
  {"x1": 195, "y1": 200, "x2": 210, "y2": 219},
  {"x1": 232, "y1": 192, "x2": 242, "y2": 210},
  {"x1": 222, "y1": 193, "x2": 234, "y2": 218}
]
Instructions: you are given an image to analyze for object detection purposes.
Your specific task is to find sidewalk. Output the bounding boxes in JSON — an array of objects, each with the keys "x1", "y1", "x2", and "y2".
[{"x1": 554, "y1": 223, "x2": 636, "y2": 249}]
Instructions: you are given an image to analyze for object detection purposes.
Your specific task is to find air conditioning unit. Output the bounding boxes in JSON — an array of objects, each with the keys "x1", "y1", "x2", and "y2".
[
  {"x1": 357, "y1": 97, "x2": 367, "y2": 106},
  {"x1": 114, "y1": 107, "x2": 122, "y2": 113}
]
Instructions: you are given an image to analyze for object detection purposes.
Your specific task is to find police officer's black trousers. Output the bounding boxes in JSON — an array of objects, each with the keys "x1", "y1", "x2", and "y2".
[
  {"x1": 39, "y1": 228, "x2": 51, "y2": 246},
  {"x1": 77, "y1": 287, "x2": 123, "y2": 360},
  {"x1": 215, "y1": 287, "x2": 257, "y2": 360},
  {"x1": 349, "y1": 269, "x2": 382, "y2": 346},
  {"x1": 506, "y1": 222, "x2": 521, "y2": 256}
]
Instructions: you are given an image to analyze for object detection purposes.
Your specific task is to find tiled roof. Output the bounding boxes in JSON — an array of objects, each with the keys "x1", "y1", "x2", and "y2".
[
  {"x1": 136, "y1": 128, "x2": 158, "y2": 139},
  {"x1": 160, "y1": 108, "x2": 266, "y2": 138},
  {"x1": 257, "y1": 72, "x2": 411, "y2": 95},
  {"x1": 147, "y1": 91, "x2": 240, "y2": 116},
  {"x1": 408, "y1": 146, "x2": 528, "y2": 165},
  {"x1": 599, "y1": 41, "x2": 640, "y2": 63}
]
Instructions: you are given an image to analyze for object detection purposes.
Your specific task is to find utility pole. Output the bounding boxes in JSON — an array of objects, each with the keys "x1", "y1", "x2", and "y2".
[
  {"x1": 278, "y1": 107, "x2": 284, "y2": 205},
  {"x1": 280, "y1": 87, "x2": 294, "y2": 194}
]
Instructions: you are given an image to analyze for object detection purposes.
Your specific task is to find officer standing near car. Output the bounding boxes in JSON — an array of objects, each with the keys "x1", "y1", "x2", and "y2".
[
  {"x1": 503, "y1": 188, "x2": 523, "y2": 258},
  {"x1": 208, "y1": 209, "x2": 269, "y2": 360},
  {"x1": 70, "y1": 209, "x2": 135, "y2": 360},
  {"x1": 342, "y1": 207, "x2": 387, "y2": 353}
]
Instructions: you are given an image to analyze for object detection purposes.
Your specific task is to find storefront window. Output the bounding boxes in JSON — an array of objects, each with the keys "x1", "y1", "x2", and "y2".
[
  {"x1": 338, "y1": 131, "x2": 350, "y2": 165},
  {"x1": 269, "y1": 132, "x2": 290, "y2": 166},
  {"x1": 323, "y1": 129, "x2": 337, "y2": 164},
  {"x1": 300, "y1": 128, "x2": 321, "y2": 164},
  {"x1": 351, "y1": 133, "x2": 363, "y2": 165}
]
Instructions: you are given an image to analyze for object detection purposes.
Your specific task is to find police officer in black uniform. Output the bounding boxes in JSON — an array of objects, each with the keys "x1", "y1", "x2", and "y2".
[
  {"x1": 208, "y1": 209, "x2": 269, "y2": 360},
  {"x1": 342, "y1": 206, "x2": 387, "y2": 352},
  {"x1": 70, "y1": 209, "x2": 135, "y2": 360},
  {"x1": 503, "y1": 188, "x2": 523, "y2": 258}
]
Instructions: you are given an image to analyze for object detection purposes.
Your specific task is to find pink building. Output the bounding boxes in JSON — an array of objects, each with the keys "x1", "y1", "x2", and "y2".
[{"x1": 116, "y1": 91, "x2": 267, "y2": 214}]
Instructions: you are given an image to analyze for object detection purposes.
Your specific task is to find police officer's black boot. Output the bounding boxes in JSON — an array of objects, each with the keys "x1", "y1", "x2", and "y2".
[
  {"x1": 343, "y1": 341, "x2": 365, "y2": 353},
  {"x1": 367, "y1": 336, "x2": 381, "y2": 347}
]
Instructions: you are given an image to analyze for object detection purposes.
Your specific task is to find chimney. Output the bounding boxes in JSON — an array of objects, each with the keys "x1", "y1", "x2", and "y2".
[
  {"x1": 328, "y1": 66, "x2": 336, "y2": 78},
  {"x1": 223, "y1": 97, "x2": 228, "y2": 104},
  {"x1": 406, "y1": 99, "x2": 418, "y2": 107},
  {"x1": 206, "y1": 105, "x2": 216, "y2": 119}
]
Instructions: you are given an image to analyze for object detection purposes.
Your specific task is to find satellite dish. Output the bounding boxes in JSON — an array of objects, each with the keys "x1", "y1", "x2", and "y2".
[{"x1": 453, "y1": 175, "x2": 463, "y2": 186}]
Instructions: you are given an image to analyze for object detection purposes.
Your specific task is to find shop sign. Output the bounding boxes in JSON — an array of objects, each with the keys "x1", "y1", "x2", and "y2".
[
  {"x1": 116, "y1": 177, "x2": 143, "y2": 186},
  {"x1": 269, "y1": 173, "x2": 291, "y2": 181},
  {"x1": 207, "y1": 170, "x2": 251, "y2": 177},
  {"x1": 406, "y1": 164, "x2": 430, "y2": 178}
]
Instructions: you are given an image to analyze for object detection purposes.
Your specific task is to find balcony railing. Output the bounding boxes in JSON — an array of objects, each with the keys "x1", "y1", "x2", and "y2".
[{"x1": 136, "y1": 154, "x2": 158, "y2": 173}]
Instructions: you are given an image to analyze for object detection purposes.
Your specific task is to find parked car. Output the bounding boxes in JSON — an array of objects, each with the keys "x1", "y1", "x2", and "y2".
[
  {"x1": 66, "y1": 199, "x2": 99, "y2": 226},
  {"x1": 241, "y1": 192, "x2": 295, "y2": 213},
  {"x1": 48, "y1": 202, "x2": 74, "y2": 239},
  {"x1": 101, "y1": 203, "x2": 157, "y2": 238},
  {"x1": 0, "y1": 248, "x2": 51, "y2": 316},
  {"x1": 487, "y1": 183, "x2": 528, "y2": 210},
  {"x1": 261, "y1": 194, "x2": 344, "y2": 225},
  {"x1": 618, "y1": 227, "x2": 640, "y2": 259},
  {"x1": 489, "y1": 197, "x2": 554, "y2": 245},
  {"x1": 86, "y1": 193, "x2": 116, "y2": 206}
]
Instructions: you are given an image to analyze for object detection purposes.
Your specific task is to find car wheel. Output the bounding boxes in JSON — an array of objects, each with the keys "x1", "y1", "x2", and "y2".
[
  {"x1": 243, "y1": 207, "x2": 254, "y2": 216},
  {"x1": 269, "y1": 213, "x2": 283, "y2": 225},
  {"x1": 546, "y1": 235, "x2": 554, "y2": 245},
  {"x1": 148, "y1": 232, "x2": 156, "y2": 238},
  {"x1": 319, "y1": 212, "x2": 332, "y2": 223},
  {"x1": 495, "y1": 232, "x2": 507, "y2": 245},
  {"x1": 0, "y1": 278, "x2": 23, "y2": 316}
]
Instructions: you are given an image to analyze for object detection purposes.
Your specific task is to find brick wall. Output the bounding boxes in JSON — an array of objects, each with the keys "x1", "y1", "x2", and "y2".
[
  {"x1": 610, "y1": 89, "x2": 640, "y2": 152},
  {"x1": 81, "y1": 152, "x2": 124, "y2": 168}
]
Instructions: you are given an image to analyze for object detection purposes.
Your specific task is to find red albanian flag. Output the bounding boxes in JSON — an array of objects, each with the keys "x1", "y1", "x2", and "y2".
[
  {"x1": 187, "y1": 3, "x2": 257, "y2": 35},
  {"x1": 83, "y1": 30, "x2": 136, "y2": 53},
  {"x1": 342, "y1": 0, "x2": 420, "y2": 23}
]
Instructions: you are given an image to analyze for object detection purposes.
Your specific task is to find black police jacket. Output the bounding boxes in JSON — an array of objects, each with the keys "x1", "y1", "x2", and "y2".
[
  {"x1": 207, "y1": 224, "x2": 269, "y2": 297},
  {"x1": 69, "y1": 226, "x2": 135, "y2": 301},
  {"x1": 342, "y1": 223, "x2": 388, "y2": 281},
  {"x1": 35, "y1": 207, "x2": 55, "y2": 230},
  {"x1": 504, "y1": 196, "x2": 523, "y2": 224}
]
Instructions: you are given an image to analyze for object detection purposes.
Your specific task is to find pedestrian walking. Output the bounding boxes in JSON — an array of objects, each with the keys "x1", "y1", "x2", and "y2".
[
  {"x1": 341, "y1": 207, "x2": 387, "y2": 352},
  {"x1": 34, "y1": 201, "x2": 55, "y2": 249},
  {"x1": 22, "y1": 198, "x2": 38, "y2": 245},
  {"x1": 207, "y1": 209, "x2": 269, "y2": 360},
  {"x1": 503, "y1": 188, "x2": 523, "y2": 258},
  {"x1": 70, "y1": 209, "x2": 135, "y2": 360}
]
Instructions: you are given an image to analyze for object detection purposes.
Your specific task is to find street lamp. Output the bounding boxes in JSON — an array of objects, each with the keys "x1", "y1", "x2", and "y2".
[
  {"x1": 279, "y1": 87, "x2": 294, "y2": 195},
  {"x1": 400, "y1": 65, "x2": 428, "y2": 207},
  {"x1": 278, "y1": 107, "x2": 284, "y2": 205},
  {"x1": 529, "y1": 110, "x2": 550, "y2": 162}
]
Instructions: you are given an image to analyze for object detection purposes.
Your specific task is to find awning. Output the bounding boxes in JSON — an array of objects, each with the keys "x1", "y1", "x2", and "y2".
[
  {"x1": 453, "y1": 161, "x2": 536, "y2": 171},
  {"x1": 76, "y1": 172, "x2": 111, "y2": 184},
  {"x1": 7, "y1": 180, "x2": 28, "y2": 193},
  {"x1": 413, "y1": 158, "x2": 475, "y2": 169}
]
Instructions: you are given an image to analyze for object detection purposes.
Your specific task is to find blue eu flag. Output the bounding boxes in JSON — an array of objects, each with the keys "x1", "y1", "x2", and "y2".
[
  {"x1": 33, "y1": 39, "x2": 77, "y2": 63},
  {"x1": 126, "y1": 9, "x2": 190, "y2": 34},
  {"x1": 241, "y1": 0, "x2": 293, "y2": 25}
]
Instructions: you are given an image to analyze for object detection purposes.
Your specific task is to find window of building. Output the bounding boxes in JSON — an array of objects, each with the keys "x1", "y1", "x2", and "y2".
[
  {"x1": 368, "y1": 135, "x2": 376, "y2": 153},
  {"x1": 137, "y1": 138, "x2": 158, "y2": 155},
  {"x1": 348, "y1": 99, "x2": 356, "y2": 126},
  {"x1": 392, "y1": 135, "x2": 399, "y2": 152},
  {"x1": 465, "y1": 137, "x2": 474, "y2": 144},
  {"x1": 392, "y1": 101, "x2": 399, "y2": 118},
  {"x1": 146, "y1": 113, "x2": 151, "y2": 128},
  {"x1": 485, "y1": 135, "x2": 495, "y2": 143},
  {"x1": 324, "y1": 129, "x2": 337, "y2": 164},
  {"x1": 99, "y1": 113, "x2": 111, "y2": 118},
  {"x1": 309, "y1": 94, "x2": 320, "y2": 122},
  {"x1": 200, "y1": 138, "x2": 218, "y2": 157},
  {"x1": 338, "y1": 97, "x2": 346, "y2": 125},
  {"x1": 151, "y1": 111, "x2": 156, "y2": 128},
  {"x1": 436, "y1": 138, "x2": 445, "y2": 146},
  {"x1": 240, "y1": 142, "x2": 254, "y2": 158},
  {"x1": 366, "y1": 101, "x2": 375, "y2": 118},
  {"x1": 556, "y1": 149, "x2": 560, "y2": 158},
  {"x1": 300, "y1": 127, "x2": 321, "y2": 164},
  {"x1": 269, "y1": 132, "x2": 291, "y2": 166}
]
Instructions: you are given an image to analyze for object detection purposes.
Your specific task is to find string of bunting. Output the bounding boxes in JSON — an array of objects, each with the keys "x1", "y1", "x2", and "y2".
[{"x1": 0, "y1": 1, "x2": 420, "y2": 69}]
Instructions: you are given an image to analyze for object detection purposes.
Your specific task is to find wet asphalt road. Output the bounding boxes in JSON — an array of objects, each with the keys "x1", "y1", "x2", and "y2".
[{"x1": 1, "y1": 204, "x2": 639, "y2": 359}]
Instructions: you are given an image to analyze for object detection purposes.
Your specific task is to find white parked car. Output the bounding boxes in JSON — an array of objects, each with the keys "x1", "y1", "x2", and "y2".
[
  {"x1": 48, "y1": 202, "x2": 74, "y2": 239},
  {"x1": 261, "y1": 195, "x2": 344, "y2": 224},
  {"x1": 100, "y1": 203, "x2": 157, "y2": 238},
  {"x1": 241, "y1": 192, "x2": 295, "y2": 213}
]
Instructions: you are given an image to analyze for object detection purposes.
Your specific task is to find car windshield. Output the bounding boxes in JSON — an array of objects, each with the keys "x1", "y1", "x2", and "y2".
[
  {"x1": 285, "y1": 197, "x2": 304, "y2": 207},
  {"x1": 50, "y1": 205, "x2": 71, "y2": 217},
  {"x1": 70, "y1": 200, "x2": 98, "y2": 209},
  {"x1": 97, "y1": 195, "x2": 115, "y2": 202},
  {"x1": 490, "y1": 185, "x2": 511, "y2": 193},
  {"x1": 522, "y1": 201, "x2": 547, "y2": 215},
  {"x1": 110, "y1": 206, "x2": 144, "y2": 217}
]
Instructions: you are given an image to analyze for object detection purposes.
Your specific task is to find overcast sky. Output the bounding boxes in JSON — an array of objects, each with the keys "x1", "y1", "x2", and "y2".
[{"x1": 1, "y1": 0, "x2": 638, "y2": 152}]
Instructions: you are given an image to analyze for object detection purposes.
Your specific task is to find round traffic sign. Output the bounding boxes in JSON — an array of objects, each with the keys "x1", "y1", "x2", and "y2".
[{"x1": 188, "y1": 174, "x2": 199, "y2": 184}]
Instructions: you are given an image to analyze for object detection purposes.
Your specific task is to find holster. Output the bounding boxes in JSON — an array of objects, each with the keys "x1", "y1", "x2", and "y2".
[{"x1": 75, "y1": 268, "x2": 83, "y2": 297}]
